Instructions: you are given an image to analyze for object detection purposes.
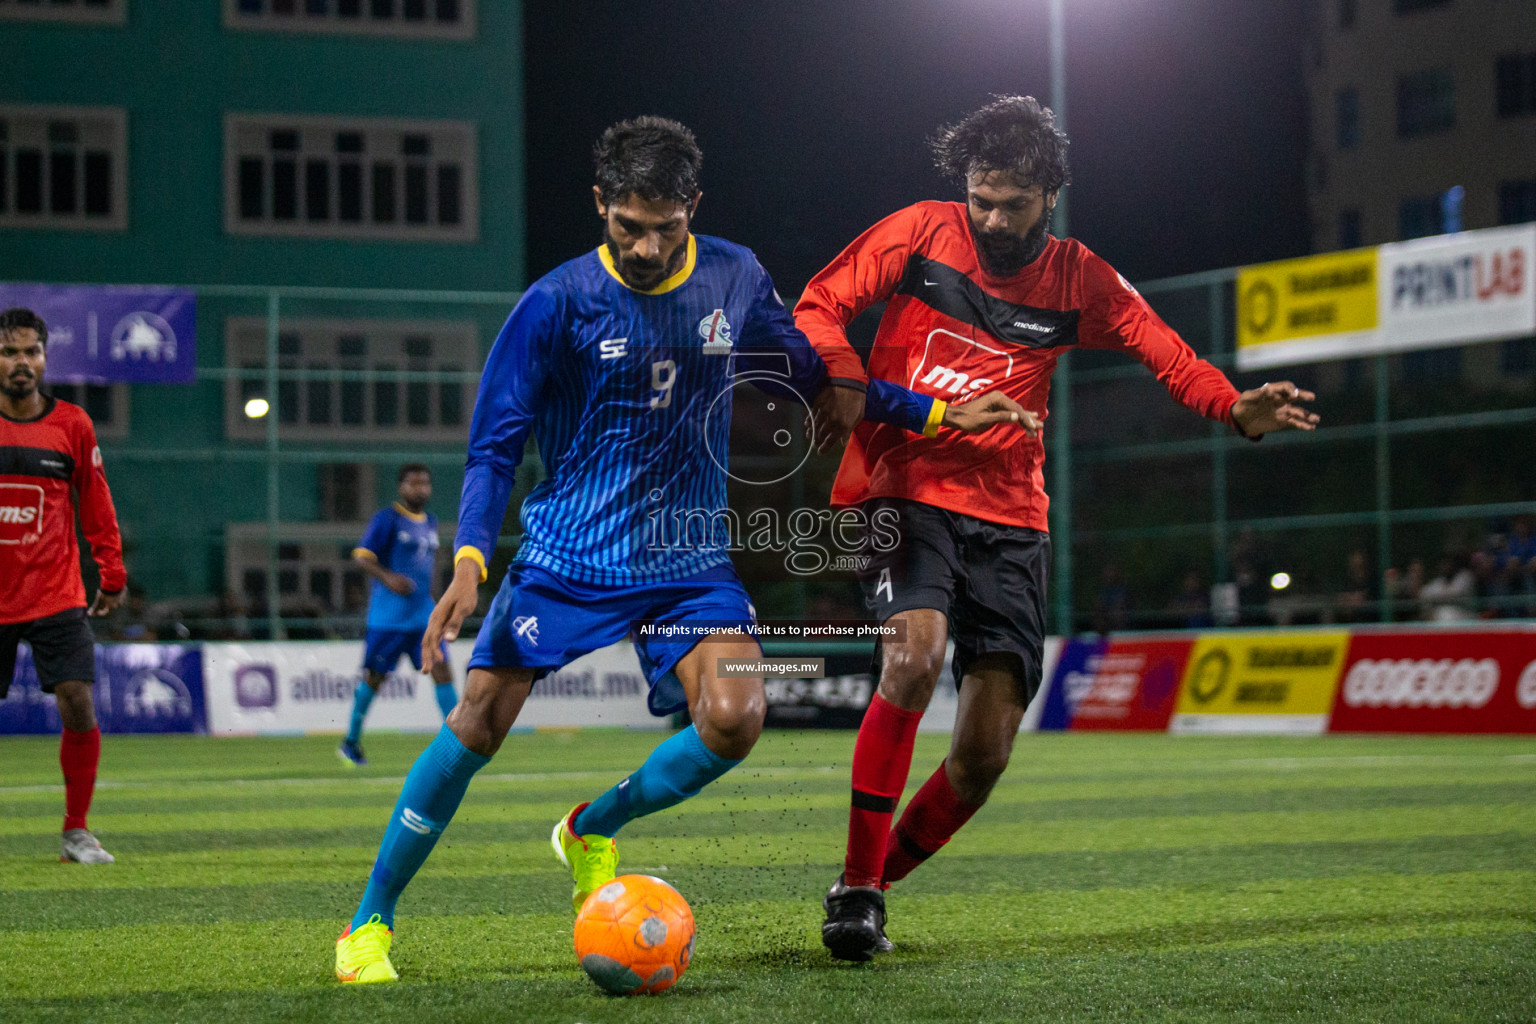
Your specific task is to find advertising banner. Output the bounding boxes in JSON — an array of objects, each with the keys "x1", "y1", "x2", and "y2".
[
  {"x1": 203, "y1": 640, "x2": 658, "y2": 736},
  {"x1": 1378, "y1": 224, "x2": 1536, "y2": 352},
  {"x1": 1066, "y1": 637, "x2": 1194, "y2": 731},
  {"x1": 1170, "y1": 631, "x2": 1348, "y2": 734},
  {"x1": 1236, "y1": 248, "x2": 1379, "y2": 369},
  {"x1": 0, "y1": 644, "x2": 205, "y2": 735},
  {"x1": 0, "y1": 283, "x2": 196, "y2": 383},
  {"x1": 1329, "y1": 628, "x2": 1536, "y2": 734}
]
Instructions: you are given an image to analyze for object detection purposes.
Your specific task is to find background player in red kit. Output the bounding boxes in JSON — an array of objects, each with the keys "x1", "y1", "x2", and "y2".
[
  {"x1": 796, "y1": 97, "x2": 1320, "y2": 960},
  {"x1": 0, "y1": 308, "x2": 126, "y2": 865}
]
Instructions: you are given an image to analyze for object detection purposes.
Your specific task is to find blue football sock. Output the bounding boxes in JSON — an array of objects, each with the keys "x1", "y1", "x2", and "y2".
[
  {"x1": 345, "y1": 681, "x2": 376, "y2": 746},
  {"x1": 434, "y1": 680, "x2": 457, "y2": 720},
  {"x1": 351, "y1": 725, "x2": 489, "y2": 930},
  {"x1": 574, "y1": 725, "x2": 741, "y2": 838}
]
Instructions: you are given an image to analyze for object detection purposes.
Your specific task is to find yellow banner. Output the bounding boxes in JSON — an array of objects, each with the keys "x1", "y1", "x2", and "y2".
[
  {"x1": 1236, "y1": 248, "x2": 1379, "y2": 356},
  {"x1": 1175, "y1": 633, "x2": 1348, "y2": 716}
]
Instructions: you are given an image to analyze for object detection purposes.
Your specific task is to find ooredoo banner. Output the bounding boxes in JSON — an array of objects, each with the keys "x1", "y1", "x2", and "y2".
[{"x1": 1329, "y1": 628, "x2": 1536, "y2": 734}]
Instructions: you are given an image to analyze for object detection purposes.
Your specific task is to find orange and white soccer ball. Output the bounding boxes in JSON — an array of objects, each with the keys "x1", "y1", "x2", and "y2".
[{"x1": 574, "y1": 874, "x2": 696, "y2": 995}]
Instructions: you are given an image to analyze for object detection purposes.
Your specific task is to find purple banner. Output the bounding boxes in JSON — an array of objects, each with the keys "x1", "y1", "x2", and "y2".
[
  {"x1": 0, "y1": 283, "x2": 196, "y2": 383},
  {"x1": 0, "y1": 644, "x2": 206, "y2": 735}
]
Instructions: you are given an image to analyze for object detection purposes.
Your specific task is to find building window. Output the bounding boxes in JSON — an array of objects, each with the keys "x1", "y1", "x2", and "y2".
[
  {"x1": 224, "y1": 0, "x2": 473, "y2": 39},
  {"x1": 1496, "y1": 53, "x2": 1536, "y2": 118},
  {"x1": 224, "y1": 318, "x2": 477, "y2": 442},
  {"x1": 1396, "y1": 69, "x2": 1455, "y2": 137},
  {"x1": 0, "y1": 0, "x2": 125, "y2": 24},
  {"x1": 1393, "y1": 0, "x2": 1450, "y2": 12},
  {"x1": 225, "y1": 522, "x2": 440, "y2": 623},
  {"x1": 1338, "y1": 208, "x2": 1362, "y2": 249},
  {"x1": 0, "y1": 105, "x2": 127, "y2": 231},
  {"x1": 42, "y1": 383, "x2": 129, "y2": 439},
  {"x1": 1499, "y1": 179, "x2": 1536, "y2": 225},
  {"x1": 1501, "y1": 337, "x2": 1533, "y2": 376},
  {"x1": 1338, "y1": 0, "x2": 1355, "y2": 29},
  {"x1": 224, "y1": 114, "x2": 477, "y2": 242},
  {"x1": 1335, "y1": 88, "x2": 1360, "y2": 149},
  {"x1": 1398, "y1": 195, "x2": 1442, "y2": 240},
  {"x1": 318, "y1": 462, "x2": 374, "y2": 522}
]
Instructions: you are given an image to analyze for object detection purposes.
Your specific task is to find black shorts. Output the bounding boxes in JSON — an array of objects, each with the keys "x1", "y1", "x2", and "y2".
[
  {"x1": 0, "y1": 607, "x2": 97, "y2": 699},
  {"x1": 856, "y1": 498, "x2": 1050, "y2": 702}
]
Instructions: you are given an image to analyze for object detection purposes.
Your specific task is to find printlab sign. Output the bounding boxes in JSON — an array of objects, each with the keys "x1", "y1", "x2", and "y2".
[{"x1": 0, "y1": 283, "x2": 196, "y2": 383}]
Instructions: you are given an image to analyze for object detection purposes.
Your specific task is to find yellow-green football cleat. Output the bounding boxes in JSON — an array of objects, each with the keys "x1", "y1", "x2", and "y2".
[
  {"x1": 551, "y1": 801, "x2": 618, "y2": 913},
  {"x1": 335, "y1": 914, "x2": 399, "y2": 984}
]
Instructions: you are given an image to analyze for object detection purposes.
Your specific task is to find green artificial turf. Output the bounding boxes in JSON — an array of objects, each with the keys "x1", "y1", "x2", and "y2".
[{"x1": 0, "y1": 729, "x2": 1531, "y2": 1022}]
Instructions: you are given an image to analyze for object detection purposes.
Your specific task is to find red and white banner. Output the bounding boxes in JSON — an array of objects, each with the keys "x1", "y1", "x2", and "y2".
[{"x1": 1329, "y1": 628, "x2": 1536, "y2": 734}]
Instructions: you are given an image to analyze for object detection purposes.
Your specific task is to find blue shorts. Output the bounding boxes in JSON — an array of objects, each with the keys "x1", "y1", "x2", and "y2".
[
  {"x1": 362, "y1": 627, "x2": 447, "y2": 675},
  {"x1": 469, "y1": 563, "x2": 758, "y2": 717}
]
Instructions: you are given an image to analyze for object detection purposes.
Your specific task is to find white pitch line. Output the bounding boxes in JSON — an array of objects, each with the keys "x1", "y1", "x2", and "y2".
[{"x1": 0, "y1": 763, "x2": 843, "y2": 796}]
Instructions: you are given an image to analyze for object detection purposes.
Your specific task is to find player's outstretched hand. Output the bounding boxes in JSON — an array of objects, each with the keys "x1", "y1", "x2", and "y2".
[
  {"x1": 86, "y1": 589, "x2": 123, "y2": 618},
  {"x1": 942, "y1": 391, "x2": 1041, "y2": 437},
  {"x1": 1231, "y1": 381, "x2": 1320, "y2": 437},
  {"x1": 807, "y1": 383, "x2": 866, "y2": 454},
  {"x1": 422, "y1": 560, "x2": 480, "y2": 672}
]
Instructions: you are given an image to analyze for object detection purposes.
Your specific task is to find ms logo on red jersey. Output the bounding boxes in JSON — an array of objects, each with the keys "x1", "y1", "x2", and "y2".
[
  {"x1": 908, "y1": 329, "x2": 1014, "y2": 402},
  {"x1": 0, "y1": 482, "x2": 45, "y2": 544}
]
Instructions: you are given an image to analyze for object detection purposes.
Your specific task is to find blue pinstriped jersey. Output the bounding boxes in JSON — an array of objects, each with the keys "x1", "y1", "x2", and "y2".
[{"x1": 455, "y1": 233, "x2": 932, "y2": 586}]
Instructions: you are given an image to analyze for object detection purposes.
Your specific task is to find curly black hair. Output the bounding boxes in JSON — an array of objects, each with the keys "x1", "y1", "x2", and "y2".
[
  {"x1": 929, "y1": 95, "x2": 1071, "y2": 193},
  {"x1": 593, "y1": 116, "x2": 703, "y2": 207},
  {"x1": 397, "y1": 463, "x2": 431, "y2": 482},
  {"x1": 0, "y1": 307, "x2": 47, "y2": 346}
]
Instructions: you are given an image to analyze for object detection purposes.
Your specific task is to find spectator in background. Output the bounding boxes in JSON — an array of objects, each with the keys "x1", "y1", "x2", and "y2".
[
  {"x1": 1505, "y1": 515, "x2": 1536, "y2": 614},
  {"x1": 1228, "y1": 527, "x2": 1271, "y2": 625},
  {"x1": 109, "y1": 586, "x2": 159, "y2": 642},
  {"x1": 1167, "y1": 571, "x2": 1213, "y2": 629},
  {"x1": 1334, "y1": 549, "x2": 1375, "y2": 623},
  {"x1": 1418, "y1": 554, "x2": 1476, "y2": 621},
  {"x1": 1092, "y1": 563, "x2": 1130, "y2": 633},
  {"x1": 1383, "y1": 557, "x2": 1424, "y2": 619}
]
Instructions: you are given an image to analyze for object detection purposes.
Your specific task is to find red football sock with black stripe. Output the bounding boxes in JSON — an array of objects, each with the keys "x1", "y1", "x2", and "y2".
[
  {"x1": 844, "y1": 694, "x2": 922, "y2": 888},
  {"x1": 60, "y1": 727, "x2": 100, "y2": 833},
  {"x1": 881, "y1": 759, "x2": 982, "y2": 884}
]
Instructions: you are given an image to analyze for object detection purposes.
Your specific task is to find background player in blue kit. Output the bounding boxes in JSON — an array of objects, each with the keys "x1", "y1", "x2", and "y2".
[
  {"x1": 333, "y1": 117, "x2": 1025, "y2": 983},
  {"x1": 338, "y1": 464, "x2": 457, "y2": 767}
]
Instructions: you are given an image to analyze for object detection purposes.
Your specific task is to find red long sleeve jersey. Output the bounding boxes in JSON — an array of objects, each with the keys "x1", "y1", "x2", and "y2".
[
  {"x1": 795, "y1": 201, "x2": 1242, "y2": 530},
  {"x1": 0, "y1": 397, "x2": 126, "y2": 624}
]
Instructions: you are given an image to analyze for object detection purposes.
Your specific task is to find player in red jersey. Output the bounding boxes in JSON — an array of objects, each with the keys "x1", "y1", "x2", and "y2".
[
  {"x1": 0, "y1": 308, "x2": 126, "y2": 865},
  {"x1": 796, "y1": 97, "x2": 1319, "y2": 959}
]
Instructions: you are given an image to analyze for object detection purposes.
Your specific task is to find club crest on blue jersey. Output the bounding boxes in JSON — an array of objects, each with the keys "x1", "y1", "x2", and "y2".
[{"x1": 698, "y1": 309, "x2": 733, "y2": 353}]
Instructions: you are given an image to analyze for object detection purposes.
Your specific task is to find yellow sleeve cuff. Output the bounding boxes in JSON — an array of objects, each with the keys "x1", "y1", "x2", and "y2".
[
  {"x1": 351, "y1": 547, "x2": 378, "y2": 561},
  {"x1": 455, "y1": 545, "x2": 488, "y2": 582},
  {"x1": 923, "y1": 399, "x2": 948, "y2": 438}
]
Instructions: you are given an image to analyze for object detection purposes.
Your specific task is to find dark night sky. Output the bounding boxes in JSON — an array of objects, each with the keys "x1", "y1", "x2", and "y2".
[{"x1": 523, "y1": 1, "x2": 1312, "y2": 290}]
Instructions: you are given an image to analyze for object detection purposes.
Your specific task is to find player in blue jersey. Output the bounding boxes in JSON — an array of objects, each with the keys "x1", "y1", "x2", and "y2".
[
  {"x1": 333, "y1": 117, "x2": 1027, "y2": 983},
  {"x1": 337, "y1": 464, "x2": 457, "y2": 767}
]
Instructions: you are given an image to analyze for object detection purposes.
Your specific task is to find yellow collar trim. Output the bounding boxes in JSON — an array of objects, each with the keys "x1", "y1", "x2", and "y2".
[
  {"x1": 597, "y1": 235, "x2": 697, "y2": 295},
  {"x1": 394, "y1": 502, "x2": 427, "y2": 522}
]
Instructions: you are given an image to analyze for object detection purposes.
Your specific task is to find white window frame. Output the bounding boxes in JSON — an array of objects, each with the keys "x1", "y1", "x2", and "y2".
[
  {"x1": 0, "y1": 0, "x2": 126, "y2": 25},
  {"x1": 0, "y1": 104, "x2": 128, "y2": 231},
  {"x1": 224, "y1": 113, "x2": 478, "y2": 242},
  {"x1": 223, "y1": 0, "x2": 474, "y2": 41},
  {"x1": 223, "y1": 316, "x2": 479, "y2": 442}
]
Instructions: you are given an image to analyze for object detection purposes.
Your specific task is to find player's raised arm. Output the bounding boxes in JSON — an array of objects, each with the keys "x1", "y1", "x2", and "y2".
[{"x1": 422, "y1": 284, "x2": 560, "y2": 666}]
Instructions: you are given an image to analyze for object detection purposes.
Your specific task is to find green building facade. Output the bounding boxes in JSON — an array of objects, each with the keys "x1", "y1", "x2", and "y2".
[{"x1": 0, "y1": 1, "x2": 524, "y2": 630}]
